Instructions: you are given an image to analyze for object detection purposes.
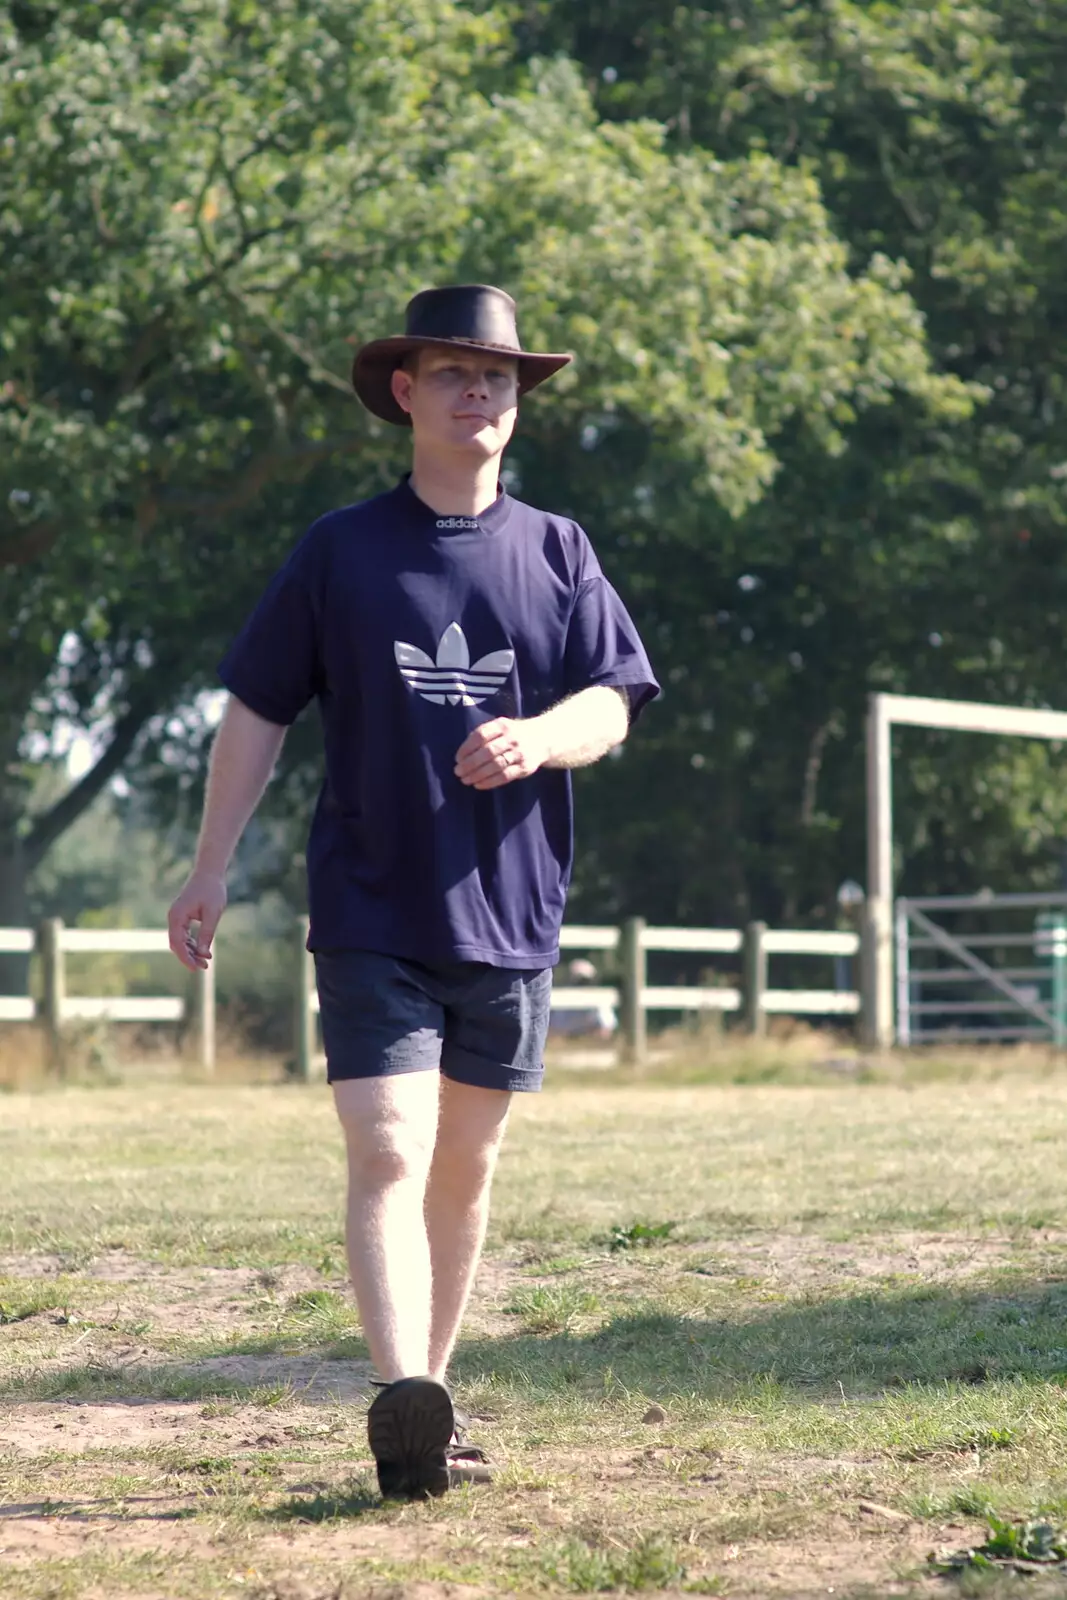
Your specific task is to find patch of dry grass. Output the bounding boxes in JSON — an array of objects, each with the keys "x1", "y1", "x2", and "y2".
[{"x1": 1, "y1": 1074, "x2": 1067, "y2": 1597}]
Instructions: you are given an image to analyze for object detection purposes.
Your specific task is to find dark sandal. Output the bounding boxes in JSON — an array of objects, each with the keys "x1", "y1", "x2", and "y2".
[
  {"x1": 446, "y1": 1398, "x2": 493, "y2": 1484},
  {"x1": 447, "y1": 1441, "x2": 493, "y2": 1487},
  {"x1": 367, "y1": 1376, "x2": 455, "y2": 1500}
]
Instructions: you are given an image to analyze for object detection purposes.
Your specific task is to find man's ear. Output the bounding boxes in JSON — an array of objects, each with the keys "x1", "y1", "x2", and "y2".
[{"x1": 391, "y1": 366, "x2": 414, "y2": 415}]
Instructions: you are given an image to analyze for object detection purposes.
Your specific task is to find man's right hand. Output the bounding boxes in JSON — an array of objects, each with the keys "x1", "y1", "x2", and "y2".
[{"x1": 168, "y1": 871, "x2": 227, "y2": 971}]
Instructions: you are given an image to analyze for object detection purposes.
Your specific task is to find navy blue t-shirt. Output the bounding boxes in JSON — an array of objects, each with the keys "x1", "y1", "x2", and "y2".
[{"x1": 219, "y1": 478, "x2": 658, "y2": 969}]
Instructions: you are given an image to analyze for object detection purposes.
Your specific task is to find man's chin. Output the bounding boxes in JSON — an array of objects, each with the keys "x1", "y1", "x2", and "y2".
[{"x1": 449, "y1": 424, "x2": 504, "y2": 456}]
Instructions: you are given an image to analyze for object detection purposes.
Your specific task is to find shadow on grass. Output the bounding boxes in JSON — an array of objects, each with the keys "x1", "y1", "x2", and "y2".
[
  {"x1": 453, "y1": 1275, "x2": 1067, "y2": 1401},
  {"x1": 0, "y1": 1484, "x2": 383, "y2": 1531},
  {"x1": 6, "y1": 1278, "x2": 1067, "y2": 1411},
  {"x1": 265, "y1": 1476, "x2": 379, "y2": 1523},
  {"x1": 0, "y1": 1497, "x2": 198, "y2": 1523}
]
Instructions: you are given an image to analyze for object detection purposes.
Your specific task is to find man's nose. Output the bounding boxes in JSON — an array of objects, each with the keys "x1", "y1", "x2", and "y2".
[{"x1": 463, "y1": 371, "x2": 490, "y2": 398}]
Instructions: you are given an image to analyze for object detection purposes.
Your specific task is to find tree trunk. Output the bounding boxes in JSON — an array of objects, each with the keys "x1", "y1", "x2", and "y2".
[
  {"x1": 0, "y1": 842, "x2": 31, "y2": 996},
  {"x1": 0, "y1": 670, "x2": 167, "y2": 996}
]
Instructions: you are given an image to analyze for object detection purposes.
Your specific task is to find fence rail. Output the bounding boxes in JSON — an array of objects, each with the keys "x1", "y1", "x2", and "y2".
[
  {"x1": 1, "y1": 913, "x2": 866, "y2": 1080},
  {"x1": 0, "y1": 918, "x2": 214, "y2": 1072},
  {"x1": 291, "y1": 914, "x2": 861, "y2": 1077}
]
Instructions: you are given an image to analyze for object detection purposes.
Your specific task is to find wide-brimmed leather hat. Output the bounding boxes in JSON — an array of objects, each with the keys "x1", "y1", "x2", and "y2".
[{"x1": 352, "y1": 284, "x2": 572, "y2": 426}]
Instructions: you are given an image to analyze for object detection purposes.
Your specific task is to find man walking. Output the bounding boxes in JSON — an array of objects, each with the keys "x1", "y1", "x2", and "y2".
[{"x1": 168, "y1": 285, "x2": 658, "y2": 1499}]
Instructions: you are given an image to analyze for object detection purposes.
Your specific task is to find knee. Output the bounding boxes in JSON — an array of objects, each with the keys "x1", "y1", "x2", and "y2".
[
  {"x1": 432, "y1": 1127, "x2": 505, "y2": 1196},
  {"x1": 344, "y1": 1122, "x2": 434, "y2": 1192}
]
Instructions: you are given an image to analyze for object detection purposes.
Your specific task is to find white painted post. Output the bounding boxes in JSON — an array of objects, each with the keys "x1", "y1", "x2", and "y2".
[
  {"x1": 894, "y1": 900, "x2": 911, "y2": 1047},
  {"x1": 860, "y1": 897, "x2": 894, "y2": 1048},
  {"x1": 866, "y1": 693, "x2": 893, "y2": 906},
  {"x1": 865, "y1": 694, "x2": 895, "y2": 1046},
  {"x1": 39, "y1": 917, "x2": 65, "y2": 1075},
  {"x1": 620, "y1": 917, "x2": 647, "y2": 1064},
  {"x1": 743, "y1": 921, "x2": 768, "y2": 1036}
]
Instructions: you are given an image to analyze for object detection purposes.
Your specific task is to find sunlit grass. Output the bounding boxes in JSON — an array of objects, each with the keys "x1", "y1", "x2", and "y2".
[{"x1": 2, "y1": 1073, "x2": 1067, "y2": 1594}]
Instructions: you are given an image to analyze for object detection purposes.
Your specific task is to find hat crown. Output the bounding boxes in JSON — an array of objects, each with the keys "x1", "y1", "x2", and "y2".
[{"x1": 404, "y1": 285, "x2": 520, "y2": 352}]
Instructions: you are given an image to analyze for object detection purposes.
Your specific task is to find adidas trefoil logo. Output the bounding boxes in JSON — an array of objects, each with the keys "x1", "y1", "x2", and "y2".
[{"x1": 395, "y1": 622, "x2": 515, "y2": 707}]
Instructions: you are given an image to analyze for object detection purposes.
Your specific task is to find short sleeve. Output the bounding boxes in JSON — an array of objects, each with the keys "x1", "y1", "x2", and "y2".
[
  {"x1": 218, "y1": 543, "x2": 322, "y2": 726},
  {"x1": 563, "y1": 576, "x2": 660, "y2": 722}
]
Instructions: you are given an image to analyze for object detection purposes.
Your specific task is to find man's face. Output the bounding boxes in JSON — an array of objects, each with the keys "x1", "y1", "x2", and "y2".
[{"x1": 391, "y1": 347, "x2": 519, "y2": 459}]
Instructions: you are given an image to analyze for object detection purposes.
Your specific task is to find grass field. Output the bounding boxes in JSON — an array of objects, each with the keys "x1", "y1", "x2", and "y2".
[{"x1": 4, "y1": 1064, "x2": 1067, "y2": 1598}]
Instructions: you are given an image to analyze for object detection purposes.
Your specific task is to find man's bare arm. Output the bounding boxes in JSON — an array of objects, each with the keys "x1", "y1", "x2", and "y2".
[
  {"x1": 454, "y1": 685, "x2": 631, "y2": 791},
  {"x1": 168, "y1": 696, "x2": 287, "y2": 970},
  {"x1": 537, "y1": 686, "x2": 630, "y2": 769}
]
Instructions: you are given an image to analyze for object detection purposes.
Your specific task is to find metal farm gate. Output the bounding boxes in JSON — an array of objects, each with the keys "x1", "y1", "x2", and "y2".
[{"x1": 896, "y1": 892, "x2": 1067, "y2": 1045}]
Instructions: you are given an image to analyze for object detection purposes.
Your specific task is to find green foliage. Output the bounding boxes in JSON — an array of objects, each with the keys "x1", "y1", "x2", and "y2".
[
  {"x1": 608, "y1": 1220, "x2": 678, "y2": 1252},
  {"x1": 959, "y1": 1425, "x2": 1017, "y2": 1452},
  {"x1": 0, "y1": 0, "x2": 970, "y2": 944},
  {"x1": 1, "y1": 0, "x2": 518, "y2": 878},
  {"x1": 521, "y1": 0, "x2": 1067, "y2": 927},
  {"x1": 935, "y1": 1514, "x2": 1067, "y2": 1573},
  {"x1": 11, "y1": 0, "x2": 1067, "y2": 940}
]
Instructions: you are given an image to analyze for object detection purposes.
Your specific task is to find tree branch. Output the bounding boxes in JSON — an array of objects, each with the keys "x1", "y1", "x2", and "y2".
[
  {"x1": 221, "y1": 280, "x2": 355, "y2": 395},
  {"x1": 216, "y1": 142, "x2": 255, "y2": 256},
  {"x1": 876, "y1": 133, "x2": 928, "y2": 233},
  {"x1": 16, "y1": 435, "x2": 351, "y2": 859},
  {"x1": 800, "y1": 718, "x2": 832, "y2": 828},
  {"x1": 24, "y1": 680, "x2": 165, "y2": 870},
  {"x1": 89, "y1": 177, "x2": 119, "y2": 246},
  {"x1": 116, "y1": 313, "x2": 170, "y2": 397},
  {"x1": 112, "y1": 214, "x2": 307, "y2": 404}
]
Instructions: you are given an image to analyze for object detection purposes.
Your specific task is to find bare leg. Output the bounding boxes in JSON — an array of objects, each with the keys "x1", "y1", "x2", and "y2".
[
  {"x1": 333, "y1": 1072, "x2": 440, "y2": 1382},
  {"x1": 424, "y1": 1078, "x2": 512, "y2": 1383}
]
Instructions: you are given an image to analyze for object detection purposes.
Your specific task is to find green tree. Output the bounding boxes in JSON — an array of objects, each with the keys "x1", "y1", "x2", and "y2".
[
  {"x1": 3, "y1": 0, "x2": 968, "y2": 982},
  {"x1": 514, "y1": 0, "x2": 1067, "y2": 920},
  {"x1": 2, "y1": 0, "x2": 509, "y2": 953}
]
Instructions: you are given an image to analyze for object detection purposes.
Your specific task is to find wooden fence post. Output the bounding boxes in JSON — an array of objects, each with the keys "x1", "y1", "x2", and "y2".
[
  {"x1": 39, "y1": 917, "x2": 65, "y2": 1075},
  {"x1": 860, "y1": 896, "x2": 894, "y2": 1049},
  {"x1": 620, "y1": 916, "x2": 647, "y2": 1064},
  {"x1": 743, "y1": 921, "x2": 767, "y2": 1036},
  {"x1": 293, "y1": 916, "x2": 316, "y2": 1081},
  {"x1": 191, "y1": 961, "x2": 216, "y2": 1074}
]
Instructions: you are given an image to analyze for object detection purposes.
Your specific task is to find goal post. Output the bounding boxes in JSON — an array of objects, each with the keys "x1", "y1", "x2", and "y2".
[{"x1": 864, "y1": 692, "x2": 1067, "y2": 1047}]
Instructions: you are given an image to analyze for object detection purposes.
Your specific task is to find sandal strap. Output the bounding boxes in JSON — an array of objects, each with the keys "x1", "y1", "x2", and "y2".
[{"x1": 446, "y1": 1443, "x2": 490, "y2": 1464}]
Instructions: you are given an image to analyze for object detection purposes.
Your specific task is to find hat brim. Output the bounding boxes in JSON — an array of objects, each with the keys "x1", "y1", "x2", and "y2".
[{"x1": 351, "y1": 336, "x2": 572, "y2": 426}]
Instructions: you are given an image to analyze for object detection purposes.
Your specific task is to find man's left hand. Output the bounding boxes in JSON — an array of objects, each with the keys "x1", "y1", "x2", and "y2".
[{"x1": 455, "y1": 717, "x2": 549, "y2": 790}]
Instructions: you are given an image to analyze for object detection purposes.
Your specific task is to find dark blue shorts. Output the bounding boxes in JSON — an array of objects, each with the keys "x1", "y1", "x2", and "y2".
[{"x1": 314, "y1": 950, "x2": 552, "y2": 1093}]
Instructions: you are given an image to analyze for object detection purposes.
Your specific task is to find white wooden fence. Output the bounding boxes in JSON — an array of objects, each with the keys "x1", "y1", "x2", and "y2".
[
  {"x1": 1, "y1": 914, "x2": 865, "y2": 1081},
  {"x1": 0, "y1": 929, "x2": 35, "y2": 1022},
  {"x1": 0, "y1": 920, "x2": 215, "y2": 1071},
  {"x1": 294, "y1": 915, "x2": 862, "y2": 1077}
]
